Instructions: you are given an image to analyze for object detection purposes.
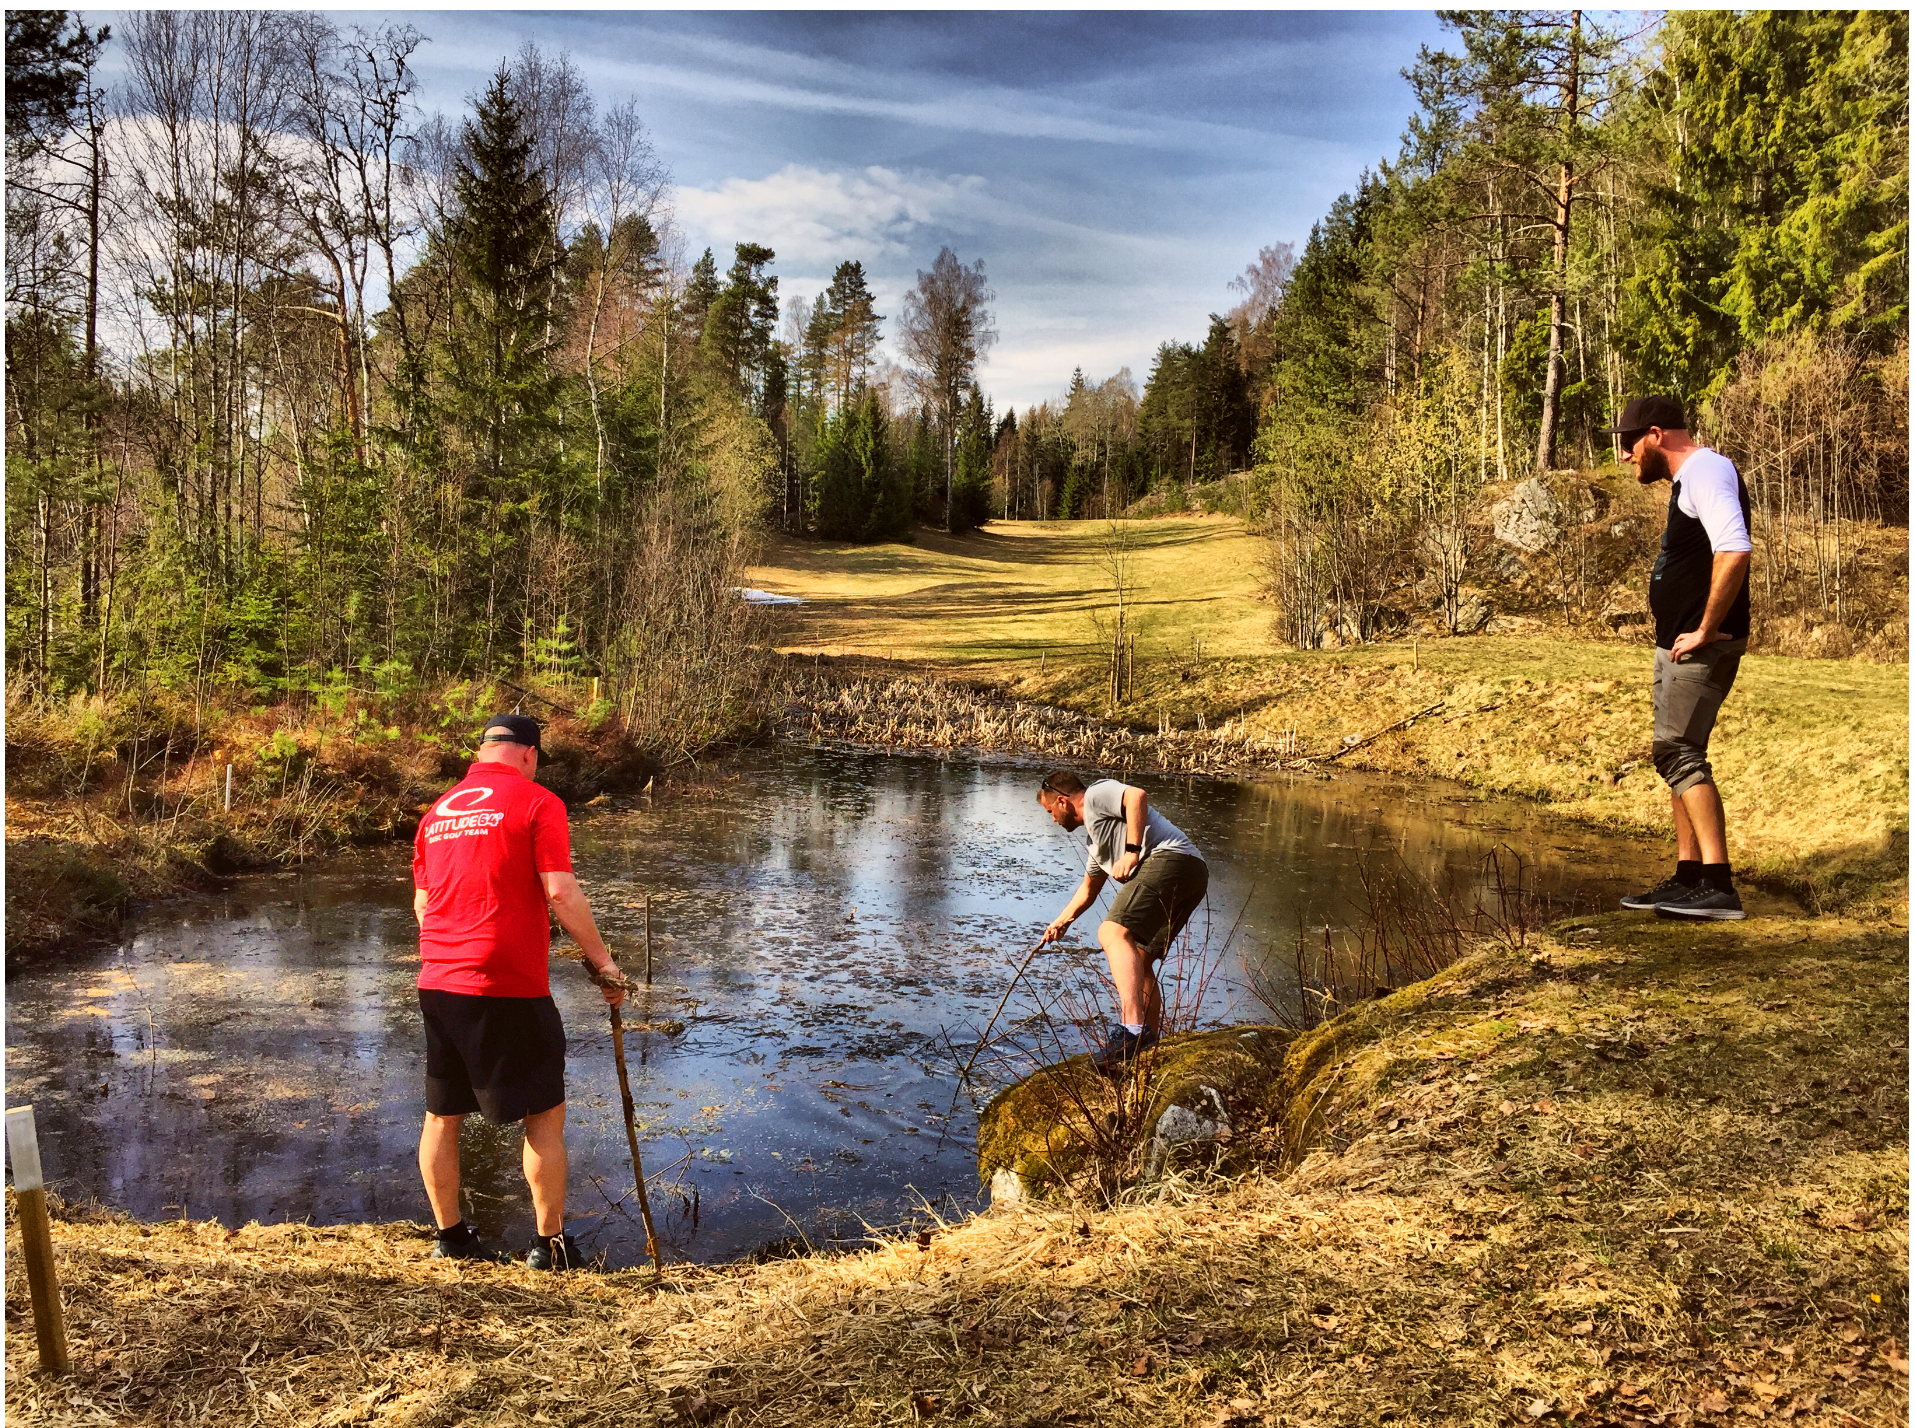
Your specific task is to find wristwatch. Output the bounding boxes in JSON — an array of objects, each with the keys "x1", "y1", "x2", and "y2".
[{"x1": 1124, "y1": 842, "x2": 1142, "y2": 853}]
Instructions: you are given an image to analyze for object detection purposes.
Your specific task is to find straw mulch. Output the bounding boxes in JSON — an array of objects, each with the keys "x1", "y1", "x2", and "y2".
[{"x1": 7, "y1": 913, "x2": 1906, "y2": 1427}]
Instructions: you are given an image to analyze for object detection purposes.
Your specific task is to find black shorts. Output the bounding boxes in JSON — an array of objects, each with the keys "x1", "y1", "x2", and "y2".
[{"x1": 419, "y1": 989, "x2": 566, "y2": 1123}]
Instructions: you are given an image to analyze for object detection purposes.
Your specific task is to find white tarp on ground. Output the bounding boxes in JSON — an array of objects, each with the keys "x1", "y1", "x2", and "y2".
[{"x1": 734, "y1": 587, "x2": 805, "y2": 605}]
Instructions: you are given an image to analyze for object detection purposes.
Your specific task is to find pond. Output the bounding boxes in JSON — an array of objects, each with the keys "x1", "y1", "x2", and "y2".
[{"x1": 7, "y1": 745, "x2": 1720, "y2": 1266}]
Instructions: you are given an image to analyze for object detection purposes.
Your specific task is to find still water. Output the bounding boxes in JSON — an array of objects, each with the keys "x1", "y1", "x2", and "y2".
[{"x1": 8, "y1": 746, "x2": 1684, "y2": 1265}]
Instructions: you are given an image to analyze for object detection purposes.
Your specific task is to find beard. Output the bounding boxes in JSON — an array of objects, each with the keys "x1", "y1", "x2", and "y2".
[{"x1": 1635, "y1": 442, "x2": 1673, "y2": 485}]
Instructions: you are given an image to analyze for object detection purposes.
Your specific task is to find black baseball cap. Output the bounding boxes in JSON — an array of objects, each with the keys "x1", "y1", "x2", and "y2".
[
  {"x1": 1598, "y1": 395, "x2": 1686, "y2": 443},
  {"x1": 479, "y1": 713, "x2": 542, "y2": 751}
]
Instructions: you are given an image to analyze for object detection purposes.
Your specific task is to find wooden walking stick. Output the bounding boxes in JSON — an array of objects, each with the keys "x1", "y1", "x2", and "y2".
[{"x1": 586, "y1": 964, "x2": 663, "y2": 1269}]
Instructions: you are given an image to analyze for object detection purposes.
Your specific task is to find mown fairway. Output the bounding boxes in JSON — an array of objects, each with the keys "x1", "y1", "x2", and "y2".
[{"x1": 746, "y1": 518, "x2": 1271, "y2": 665}]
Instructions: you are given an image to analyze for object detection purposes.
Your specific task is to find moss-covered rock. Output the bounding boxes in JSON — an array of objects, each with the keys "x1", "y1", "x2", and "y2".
[{"x1": 976, "y1": 1024, "x2": 1295, "y2": 1206}]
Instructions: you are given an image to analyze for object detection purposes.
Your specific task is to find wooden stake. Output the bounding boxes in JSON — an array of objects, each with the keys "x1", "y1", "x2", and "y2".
[
  {"x1": 7, "y1": 1107, "x2": 70, "y2": 1374},
  {"x1": 223, "y1": 763, "x2": 232, "y2": 812}
]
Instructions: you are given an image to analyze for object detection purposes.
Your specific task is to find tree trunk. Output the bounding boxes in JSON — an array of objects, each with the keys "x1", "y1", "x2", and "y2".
[{"x1": 1535, "y1": 11, "x2": 1582, "y2": 474}]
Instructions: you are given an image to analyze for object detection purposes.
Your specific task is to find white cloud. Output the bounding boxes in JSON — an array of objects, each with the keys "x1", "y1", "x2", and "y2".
[{"x1": 672, "y1": 164, "x2": 987, "y2": 274}]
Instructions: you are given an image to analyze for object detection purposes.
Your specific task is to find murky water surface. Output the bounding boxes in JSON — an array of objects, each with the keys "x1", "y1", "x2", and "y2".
[{"x1": 10, "y1": 747, "x2": 1694, "y2": 1265}]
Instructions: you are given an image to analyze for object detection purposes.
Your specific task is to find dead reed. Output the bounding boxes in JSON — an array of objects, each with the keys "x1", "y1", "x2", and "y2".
[
  {"x1": 778, "y1": 660, "x2": 1343, "y2": 777},
  {"x1": 1247, "y1": 845, "x2": 1557, "y2": 1033}
]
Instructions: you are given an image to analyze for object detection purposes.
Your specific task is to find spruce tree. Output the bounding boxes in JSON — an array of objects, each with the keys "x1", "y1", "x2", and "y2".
[
  {"x1": 441, "y1": 65, "x2": 561, "y2": 657},
  {"x1": 445, "y1": 67, "x2": 560, "y2": 485},
  {"x1": 682, "y1": 247, "x2": 719, "y2": 341}
]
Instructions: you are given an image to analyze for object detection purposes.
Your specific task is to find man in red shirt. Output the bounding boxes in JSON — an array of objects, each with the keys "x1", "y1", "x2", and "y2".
[{"x1": 412, "y1": 713, "x2": 624, "y2": 1270}]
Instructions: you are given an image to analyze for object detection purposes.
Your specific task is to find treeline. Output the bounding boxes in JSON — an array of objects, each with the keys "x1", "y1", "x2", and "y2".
[
  {"x1": 782, "y1": 249, "x2": 999, "y2": 540},
  {"x1": 1249, "y1": 8, "x2": 1908, "y2": 646},
  {"x1": 1025, "y1": 11, "x2": 1909, "y2": 648},
  {"x1": 4, "y1": 11, "x2": 1004, "y2": 728}
]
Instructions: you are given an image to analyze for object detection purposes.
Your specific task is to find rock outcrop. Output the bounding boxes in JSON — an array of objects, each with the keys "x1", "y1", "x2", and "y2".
[
  {"x1": 977, "y1": 1025, "x2": 1294, "y2": 1206},
  {"x1": 1492, "y1": 477, "x2": 1565, "y2": 553}
]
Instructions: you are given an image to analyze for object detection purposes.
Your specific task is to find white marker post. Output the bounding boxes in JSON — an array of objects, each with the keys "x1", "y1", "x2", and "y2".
[{"x1": 6, "y1": 1106, "x2": 70, "y2": 1374}]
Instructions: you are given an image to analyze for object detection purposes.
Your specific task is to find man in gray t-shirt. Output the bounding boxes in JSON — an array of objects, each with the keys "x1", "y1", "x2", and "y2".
[{"x1": 1036, "y1": 770, "x2": 1209, "y2": 1072}]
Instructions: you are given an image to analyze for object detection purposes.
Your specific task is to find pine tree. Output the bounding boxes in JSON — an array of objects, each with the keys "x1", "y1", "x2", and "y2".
[
  {"x1": 820, "y1": 260, "x2": 883, "y2": 413},
  {"x1": 700, "y1": 242, "x2": 779, "y2": 415}
]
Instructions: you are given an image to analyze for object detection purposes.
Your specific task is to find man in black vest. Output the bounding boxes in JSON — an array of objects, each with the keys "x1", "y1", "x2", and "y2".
[{"x1": 1601, "y1": 396, "x2": 1751, "y2": 920}]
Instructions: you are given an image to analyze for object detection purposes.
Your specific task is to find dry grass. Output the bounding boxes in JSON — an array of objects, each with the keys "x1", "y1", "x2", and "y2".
[
  {"x1": 10, "y1": 913, "x2": 1905, "y2": 1427},
  {"x1": 1043, "y1": 639, "x2": 1909, "y2": 910},
  {"x1": 749, "y1": 515, "x2": 1908, "y2": 906}
]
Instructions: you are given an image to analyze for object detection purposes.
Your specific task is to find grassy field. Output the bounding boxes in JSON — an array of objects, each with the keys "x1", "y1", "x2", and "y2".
[
  {"x1": 5, "y1": 522, "x2": 1902, "y2": 1423},
  {"x1": 750, "y1": 519, "x2": 1909, "y2": 904}
]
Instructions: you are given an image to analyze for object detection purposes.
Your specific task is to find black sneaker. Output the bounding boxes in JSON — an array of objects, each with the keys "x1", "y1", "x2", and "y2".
[
  {"x1": 1091, "y1": 1026, "x2": 1161, "y2": 1075},
  {"x1": 526, "y1": 1231, "x2": 584, "y2": 1271},
  {"x1": 1620, "y1": 874, "x2": 1698, "y2": 911},
  {"x1": 429, "y1": 1228, "x2": 506, "y2": 1262},
  {"x1": 1654, "y1": 884, "x2": 1746, "y2": 921}
]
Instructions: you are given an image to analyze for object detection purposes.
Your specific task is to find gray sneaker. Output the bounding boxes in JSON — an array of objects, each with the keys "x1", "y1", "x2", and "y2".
[
  {"x1": 1654, "y1": 884, "x2": 1746, "y2": 921},
  {"x1": 1091, "y1": 1025, "x2": 1161, "y2": 1075},
  {"x1": 1620, "y1": 874, "x2": 1697, "y2": 911}
]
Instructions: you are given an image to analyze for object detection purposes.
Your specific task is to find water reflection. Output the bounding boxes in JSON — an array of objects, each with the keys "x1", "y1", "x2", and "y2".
[{"x1": 7, "y1": 747, "x2": 1678, "y2": 1265}]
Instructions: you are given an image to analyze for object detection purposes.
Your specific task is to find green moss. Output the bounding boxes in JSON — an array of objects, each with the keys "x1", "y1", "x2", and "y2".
[{"x1": 976, "y1": 1025, "x2": 1293, "y2": 1204}]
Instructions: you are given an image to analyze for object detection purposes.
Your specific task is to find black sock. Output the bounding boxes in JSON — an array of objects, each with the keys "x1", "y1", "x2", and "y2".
[
  {"x1": 1701, "y1": 862, "x2": 1734, "y2": 892},
  {"x1": 436, "y1": 1220, "x2": 475, "y2": 1243},
  {"x1": 1674, "y1": 860, "x2": 1703, "y2": 886}
]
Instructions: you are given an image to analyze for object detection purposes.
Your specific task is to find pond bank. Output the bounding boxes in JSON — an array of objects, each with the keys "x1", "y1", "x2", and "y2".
[
  {"x1": 781, "y1": 643, "x2": 1910, "y2": 913},
  {"x1": 10, "y1": 911, "x2": 1905, "y2": 1426},
  {"x1": 3, "y1": 691, "x2": 671, "y2": 961}
]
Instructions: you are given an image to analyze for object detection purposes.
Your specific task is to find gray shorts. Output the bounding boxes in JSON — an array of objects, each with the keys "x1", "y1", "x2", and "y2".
[{"x1": 1652, "y1": 638, "x2": 1746, "y2": 796}]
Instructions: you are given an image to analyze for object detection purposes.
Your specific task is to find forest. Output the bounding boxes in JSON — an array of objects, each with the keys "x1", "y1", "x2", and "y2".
[
  {"x1": 3, "y1": 11, "x2": 1009, "y2": 740},
  {"x1": 1017, "y1": 10, "x2": 1908, "y2": 651},
  {"x1": 4, "y1": 9, "x2": 1909, "y2": 737}
]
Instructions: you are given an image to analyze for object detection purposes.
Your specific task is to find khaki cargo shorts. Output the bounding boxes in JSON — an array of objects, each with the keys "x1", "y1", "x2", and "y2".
[{"x1": 1105, "y1": 850, "x2": 1209, "y2": 959}]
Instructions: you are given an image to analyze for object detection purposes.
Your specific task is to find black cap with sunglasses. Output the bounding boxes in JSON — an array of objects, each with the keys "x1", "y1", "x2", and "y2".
[{"x1": 1598, "y1": 395, "x2": 1686, "y2": 451}]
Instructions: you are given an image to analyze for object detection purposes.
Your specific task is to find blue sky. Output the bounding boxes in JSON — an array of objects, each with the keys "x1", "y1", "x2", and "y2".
[
  {"x1": 382, "y1": 10, "x2": 1449, "y2": 408},
  {"x1": 92, "y1": 9, "x2": 1441, "y2": 410}
]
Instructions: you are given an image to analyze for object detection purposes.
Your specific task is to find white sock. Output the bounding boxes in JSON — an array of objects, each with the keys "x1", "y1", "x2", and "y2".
[{"x1": 1122, "y1": 1022, "x2": 1145, "y2": 1036}]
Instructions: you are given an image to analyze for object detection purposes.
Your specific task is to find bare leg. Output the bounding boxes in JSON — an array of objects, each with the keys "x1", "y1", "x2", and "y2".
[
  {"x1": 1675, "y1": 783, "x2": 1728, "y2": 864},
  {"x1": 522, "y1": 1102, "x2": 568, "y2": 1237},
  {"x1": 419, "y1": 1113, "x2": 465, "y2": 1230},
  {"x1": 1097, "y1": 921, "x2": 1162, "y2": 1033}
]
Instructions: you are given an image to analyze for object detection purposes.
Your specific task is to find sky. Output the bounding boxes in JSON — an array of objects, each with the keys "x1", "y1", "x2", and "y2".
[
  {"x1": 116, "y1": 9, "x2": 1446, "y2": 411},
  {"x1": 374, "y1": 9, "x2": 1453, "y2": 409}
]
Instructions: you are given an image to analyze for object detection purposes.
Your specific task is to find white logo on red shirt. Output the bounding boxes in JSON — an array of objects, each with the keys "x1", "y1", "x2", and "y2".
[{"x1": 433, "y1": 785, "x2": 495, "y2": 818}]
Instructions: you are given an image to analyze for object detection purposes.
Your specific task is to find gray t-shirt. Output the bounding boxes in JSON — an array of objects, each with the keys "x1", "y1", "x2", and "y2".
[{"x1": 1082, "y1": 779, "x2": 1203, "y2": 876}]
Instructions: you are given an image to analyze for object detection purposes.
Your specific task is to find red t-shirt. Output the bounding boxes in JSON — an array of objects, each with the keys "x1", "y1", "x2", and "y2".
[{"x1": 413, "y1": 762, "x2": 573, "y2": 997}]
